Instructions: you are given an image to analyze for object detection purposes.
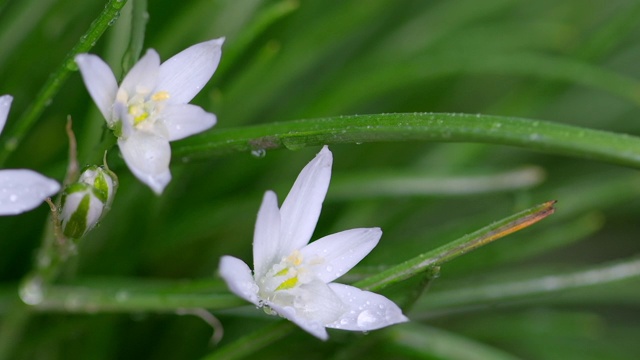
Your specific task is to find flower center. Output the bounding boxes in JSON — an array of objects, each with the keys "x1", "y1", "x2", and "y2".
[
  {"x1": 258, "y1": 250, "x2": 312, "y2": 300},
  {"x1": 126, "y1": 90, "x2": 170, "y2": 127}
]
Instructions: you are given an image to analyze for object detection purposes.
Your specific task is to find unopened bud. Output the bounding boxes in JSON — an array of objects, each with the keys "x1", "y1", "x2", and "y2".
[{"x1": 60, "y1": 166, "x2": 118, "y2": 238}]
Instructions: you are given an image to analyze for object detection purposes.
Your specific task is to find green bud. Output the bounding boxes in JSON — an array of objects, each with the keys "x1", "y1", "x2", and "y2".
[{"x1": 60, "y1": 166, "x2": 118, "y2": 239}]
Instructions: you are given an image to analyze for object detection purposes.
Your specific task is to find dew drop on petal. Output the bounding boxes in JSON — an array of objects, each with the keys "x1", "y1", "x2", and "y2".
[{"x1": 356, "y1": 310, "x2": 377, "y2": 328}]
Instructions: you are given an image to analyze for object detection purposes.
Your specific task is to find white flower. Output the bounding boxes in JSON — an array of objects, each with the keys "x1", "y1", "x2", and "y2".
[
  {"x1": 0, "y1": 95, "x2": 60, "y2": 215},
  {"x1": 219, "y1": 146, "x2": 408, "y2": 340},
  {"x1": 75, "y1": 38, "x2": 224, "y2": 194}
]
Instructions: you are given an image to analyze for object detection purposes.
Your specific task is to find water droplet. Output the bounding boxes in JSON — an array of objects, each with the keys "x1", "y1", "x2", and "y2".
[
  {"x1": 251, "y1": 149, "x2": 266, "y2": 158},
  {"x1": 9, "y1": 194, "x2": 17, "y2": 202},
  {"x1": 19, "y1": 277, "x2": 44, "y2": 305},
  {"x1": 356, "y1": 310, "x2": 377, "y2": 328},
  {"x1": 325, "y1": 265, "x2": 333, "y2": 272},
  {"x1": 66, "y1": 61, "x2": 79, "y2": 71}
]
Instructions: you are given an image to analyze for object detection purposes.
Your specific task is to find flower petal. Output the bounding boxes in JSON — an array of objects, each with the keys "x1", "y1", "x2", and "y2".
[
  {"x1": 0, "y1": 95, "x2": 12, "y2": 136},
  {"x1": 160, "y1": 103, "x2": 216, "y2": 141},
  {"x1": 218, "y1": 255, "x2": 260, "y2": 305},
  {"x1": 267, "y1": 302, "x2": 329, "y2": 341},
  {"x1": 118, "y1": 133, "x2": 171, "y2": 195},
  {"x1": 0, "y1": 169, "x2": 60, "y2": 215},
  {"x1": 75, "y1": 54, "x2": 118, "y2": 123},
  {"x1": 119, "y1": 49, "x2": 160, "y2": 99},
  {"x1": 292, "y1": 280, "x2": 347, "y2": 325},
  {"x1": 253, "y1": 190, "x2": 281, "y2": 279},
  {"x1": 326, "y1": 283, "x2": 408, "y2": 331},
  {"x1": 156, "y1": 38, "x2": 225, "y2": 104},
  {"x1": 279, "y1": 146, "x2": 332, "y2": 254},
  {"x1": 301, "y1": 227, "x2": 381, "y2": 283}
]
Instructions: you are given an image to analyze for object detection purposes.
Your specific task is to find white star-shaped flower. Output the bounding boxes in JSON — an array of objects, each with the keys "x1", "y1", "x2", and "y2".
[
  {"x1": 75, "y1": 38, "x2": 224, "y2": 194},
  {"x1": 219, "y1": 146, "x2": 408, "y2": 340},
  {"x1": 0, "y1": 95, "x2": 60, "y2": 215}
]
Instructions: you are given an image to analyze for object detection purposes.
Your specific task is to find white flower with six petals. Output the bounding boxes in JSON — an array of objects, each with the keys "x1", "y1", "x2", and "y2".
[
  {"x1": 219, "y1": 146, "x2": 408, "y2": 340},
  {"x1": 0, "y1": 95, "x2": 60, "y2": 215},
  {"x1": 75, "y1": 38, "x2": 224, "y2": 194}
]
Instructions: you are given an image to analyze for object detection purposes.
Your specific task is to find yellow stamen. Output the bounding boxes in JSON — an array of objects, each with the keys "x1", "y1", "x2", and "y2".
[
  {"x1": 133, "y1": 112, "x2": 149, "y2": 125},
  {"x1": 274, "y1": 268, "x2": 289, "y2": 276},
  {"x1": 276, "y1": 276, "x2": 298, "y2": 290},
  {"x1": 152, "y1": 91, "x2": 170, "y2": 101},
  {"x1": 286, "y1": 250, "x2": 303, "y2": 266}
]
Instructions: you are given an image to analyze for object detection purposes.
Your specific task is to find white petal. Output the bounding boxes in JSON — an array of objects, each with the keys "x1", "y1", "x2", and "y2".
[
  {"x1": 75, "y1": 54, "x2": 118, "y2": 123},
  {"x1": 253, "y1": 191, "x2": 281, "y2": 279},
  {"x1": 160, "y1": 103, "x2": 216, "y2": 141},
  {"x1": 292, "y1": 280, "x2": 347, "y2": 325},
  {"x1": 0, "y1": 95, "x2": 13, "y2": 136},
  {"x1": 267, "y1": 302, "x2": 329, "y2": 341},
  {"x1": 326, "y1": 283, "x2": 408, "y2": 331},
  {"x1": 120, "y1": 49, "x2": 160, "y2": 98},
  {"x1": 279, "y1": 146, "x2": 332, "y2": 254},
  {"x1": 118, "y1": 133, "x2": 171, "y2": 195},
  {"x1": 0, "y1": 169, "x2": 60, "y2": 215},
  {"x1": 218, "y1": 256, "x2": 260, "y2": 305},
  {"x1": 156, "y1": 38, "x2": 225, "y2": 104},
  {"x1": 301, "y1": 228, "x2": 381, "y2": 283}
]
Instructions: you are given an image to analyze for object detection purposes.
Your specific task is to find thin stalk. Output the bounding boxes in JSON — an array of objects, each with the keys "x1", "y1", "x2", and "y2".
[
  {"x1": 23, "y1": 278, "x2": 244, "y2": 313},
  {"x1": 173, "y1": 113, "x2": 640, "y2": 169},
  {"x1": 355, "y1": 201, "x2": 556, "y2": 291}
]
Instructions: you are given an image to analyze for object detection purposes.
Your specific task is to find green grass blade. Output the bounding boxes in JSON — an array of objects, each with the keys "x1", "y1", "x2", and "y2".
[
  {"x1": 174, "y1": 113, "x2": 640, "y2": 169},
  {"x1": 355, "y1": 201, "x2": 556, "y2": 291}
]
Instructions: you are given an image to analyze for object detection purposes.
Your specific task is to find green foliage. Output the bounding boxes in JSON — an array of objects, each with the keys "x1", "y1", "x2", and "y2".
[{"x1": 1, "y1": 0, "x2": 640, "y2": 359}]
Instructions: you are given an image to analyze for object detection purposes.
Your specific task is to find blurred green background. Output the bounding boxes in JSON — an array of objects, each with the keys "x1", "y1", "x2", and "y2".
[{"x1": 1, "y1": 0, "x2": 640, "y2": 359}]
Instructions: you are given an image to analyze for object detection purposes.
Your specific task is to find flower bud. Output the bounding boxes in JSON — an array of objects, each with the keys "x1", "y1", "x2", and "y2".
[{"x1": 60, "y1": 166, "x2": 117, "y2": 238}]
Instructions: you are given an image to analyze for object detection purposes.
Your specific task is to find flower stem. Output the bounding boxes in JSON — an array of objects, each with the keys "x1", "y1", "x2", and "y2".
[
  {"x1": 0, "y1": 0, "x2": 128, "y2": 166},
  {"x1": 23, "y1": 278, "x2": 244, "y2": 313},
  {"x1": 173, "y1": 113, "x2": 640, "y2": 169},
  {"x1": 355, "y1": 201, "x2": 556, "y2": 291}
]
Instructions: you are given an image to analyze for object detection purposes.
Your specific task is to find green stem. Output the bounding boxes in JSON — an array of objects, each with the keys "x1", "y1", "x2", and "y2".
[
  {"x1": 173, "y1": 113, "x2": 640, "y2": 169},
  {"x1": 0, "y1": 0, "x2": 128, "y2": 166},
  {"x1": 354, "y1": 201, "x2": 556, "y2": 291},
  {"x1": 25, "y1": 278, "x2": 244, "y2": 313}
]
